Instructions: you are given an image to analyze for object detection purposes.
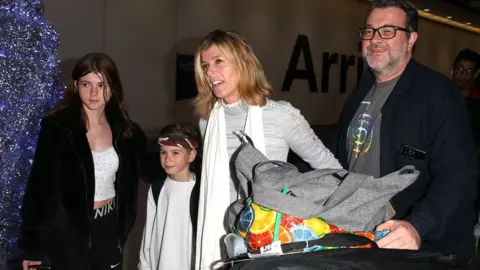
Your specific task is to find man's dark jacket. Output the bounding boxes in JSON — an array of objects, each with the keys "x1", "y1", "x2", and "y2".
[{"x1": 329, "y1": 59, "x2": 478, "y2": 259}]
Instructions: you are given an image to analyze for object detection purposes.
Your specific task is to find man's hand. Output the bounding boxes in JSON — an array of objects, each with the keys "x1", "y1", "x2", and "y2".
[{"x1": 375, "y1": 220, "x2": 421, "y2": 250}]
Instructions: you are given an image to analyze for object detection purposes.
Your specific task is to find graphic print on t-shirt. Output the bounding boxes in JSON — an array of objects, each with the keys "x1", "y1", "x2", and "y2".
[
  {"x1": 347, "y1": 101, "x2": 375, "y2": 160},
  {"x1": 346, "y1": 76, "x2": 398, "y2": 176}
]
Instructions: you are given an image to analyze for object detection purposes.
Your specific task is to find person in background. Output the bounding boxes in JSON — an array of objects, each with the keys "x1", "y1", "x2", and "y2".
[
  {"x1": 452, "y1": 49, "x2": 480, "y2": 149},
  {"x1": 451, "y1": 49, "x2": 480, "y2": 98}
]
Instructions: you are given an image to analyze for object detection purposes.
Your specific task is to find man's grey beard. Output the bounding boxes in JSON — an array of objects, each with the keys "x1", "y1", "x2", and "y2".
[{"x1": 364, "y1": 53, "x2": 401, "y2": 77}]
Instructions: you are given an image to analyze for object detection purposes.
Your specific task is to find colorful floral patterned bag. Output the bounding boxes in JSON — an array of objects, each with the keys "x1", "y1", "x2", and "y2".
[
  {"x1": 233, "y1": 187, "x2": 388, "y2": 253},
  {"x1": 227, "y1": 137, "x2": 417, "y2": 255}
]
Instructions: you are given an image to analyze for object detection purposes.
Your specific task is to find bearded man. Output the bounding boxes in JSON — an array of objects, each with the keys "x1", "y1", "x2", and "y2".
[{"x1": 328, "y1": 0, "x2": 478, "y2": 262}]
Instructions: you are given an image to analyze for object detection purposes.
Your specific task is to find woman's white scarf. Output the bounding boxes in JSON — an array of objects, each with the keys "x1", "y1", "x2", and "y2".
[{"x1": 195, "y1": 101, "x2": 266, "y2": 269}]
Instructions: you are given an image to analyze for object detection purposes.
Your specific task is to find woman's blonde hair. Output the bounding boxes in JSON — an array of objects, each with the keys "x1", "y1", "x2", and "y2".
[{"x1": 193, "y1": 29, "x2": 274, "y2": 119}]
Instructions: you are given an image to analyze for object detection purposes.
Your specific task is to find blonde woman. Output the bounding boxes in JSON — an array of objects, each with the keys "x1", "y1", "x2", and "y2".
[{"x1": 193, "y1": 29, "x2": 342, "y2": 269}]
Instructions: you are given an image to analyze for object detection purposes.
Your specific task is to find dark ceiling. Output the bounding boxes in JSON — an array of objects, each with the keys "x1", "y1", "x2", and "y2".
[
  {"x1": 445, "y1": 0, "x2": 480, "y2": 12},
  {"x1": 407, "y1": 0, "x2": 480, "y2": 27}
]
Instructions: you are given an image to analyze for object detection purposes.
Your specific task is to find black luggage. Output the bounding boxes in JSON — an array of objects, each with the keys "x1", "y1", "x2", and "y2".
[{"x1": 228, "y1": 248, "x2": 465, "y2": 270}]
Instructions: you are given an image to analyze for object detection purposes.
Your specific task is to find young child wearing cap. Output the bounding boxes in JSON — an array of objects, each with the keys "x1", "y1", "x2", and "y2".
[{"x1": 138, "y1": 123, "x2": 202, "y2": 270}]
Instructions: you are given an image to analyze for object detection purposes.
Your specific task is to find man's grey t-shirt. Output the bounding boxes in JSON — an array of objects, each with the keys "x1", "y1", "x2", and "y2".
[{"x1": 346, "y1": 76, "x2": 400, "y2": 177}]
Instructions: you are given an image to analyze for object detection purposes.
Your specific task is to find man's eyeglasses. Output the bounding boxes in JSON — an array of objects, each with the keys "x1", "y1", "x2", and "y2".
[
  {"x1": 453, "y1": 67, "x2": 477, "y2": 76},
  {"x1": 358, "y1": 25, "x2": 411, "y2": 40}
]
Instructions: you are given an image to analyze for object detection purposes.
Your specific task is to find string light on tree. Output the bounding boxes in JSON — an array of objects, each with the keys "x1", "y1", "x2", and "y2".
[{"x1": 0, "y1": 0, "x2": 63, "y2": 261}]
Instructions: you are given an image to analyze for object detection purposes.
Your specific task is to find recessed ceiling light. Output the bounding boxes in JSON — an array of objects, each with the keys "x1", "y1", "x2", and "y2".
[
  {"x1": 446, "y1": 16, "x2": 452, "y2": 19},
  {"x1": 423, "y1": 9, "x2": 430, "y2": 12}
]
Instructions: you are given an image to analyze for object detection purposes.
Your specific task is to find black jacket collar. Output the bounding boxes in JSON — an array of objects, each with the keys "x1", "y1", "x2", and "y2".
[
  {"x1": 337, "y1": 59, "x2": 419, "y2": 171},
  {"x1": 348, "y1": 59, "x2": 417, "y2": 118}
]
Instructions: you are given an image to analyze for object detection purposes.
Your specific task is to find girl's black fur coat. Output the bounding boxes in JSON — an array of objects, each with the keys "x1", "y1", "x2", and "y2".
[{"x1": 20, "y1": 107, "x2": 147, "y2": 268}]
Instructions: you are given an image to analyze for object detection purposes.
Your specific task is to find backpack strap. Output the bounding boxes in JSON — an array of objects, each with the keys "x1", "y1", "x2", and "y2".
[{"x1": 151, "y1": 169, "x2": 167, "y2": 206}]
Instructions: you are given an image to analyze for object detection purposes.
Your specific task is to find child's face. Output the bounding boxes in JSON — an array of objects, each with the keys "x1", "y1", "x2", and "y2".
[{"x1": 159, "y1": 145, "x2": 196, "y2": 176}]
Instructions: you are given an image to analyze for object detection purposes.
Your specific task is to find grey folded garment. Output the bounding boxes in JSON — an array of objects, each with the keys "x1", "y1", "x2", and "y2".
[{"x1": 228, "y1": 141, "x2": 419, "y2": 232}]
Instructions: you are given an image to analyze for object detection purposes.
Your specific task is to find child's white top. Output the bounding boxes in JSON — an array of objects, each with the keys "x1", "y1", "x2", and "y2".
[{"x1": 138, "y1": 175, "x2": 195, "y2": 270}]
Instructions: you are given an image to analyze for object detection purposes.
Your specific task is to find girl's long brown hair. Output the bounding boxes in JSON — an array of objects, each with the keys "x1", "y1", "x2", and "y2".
[{"x1": 49, "y1": 53, "x2": 132, "y2": 137}]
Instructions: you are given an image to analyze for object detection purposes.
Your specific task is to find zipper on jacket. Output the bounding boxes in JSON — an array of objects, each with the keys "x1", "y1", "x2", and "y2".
[{"x1": 113, "y1": 130, "x2": 123, "y2": 254}]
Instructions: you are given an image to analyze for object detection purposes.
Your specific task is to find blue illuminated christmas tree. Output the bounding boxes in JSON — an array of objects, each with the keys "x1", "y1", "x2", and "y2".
[{"x1": 0, "y1": 0, "x2": 63, "y2": 262}]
